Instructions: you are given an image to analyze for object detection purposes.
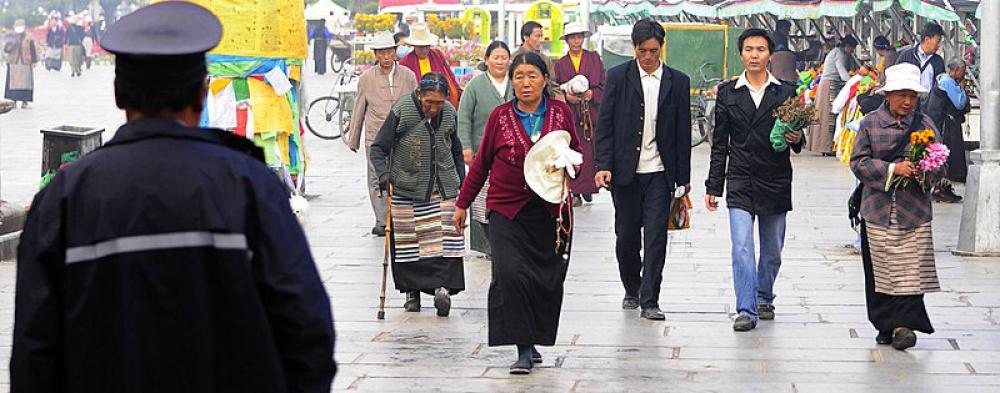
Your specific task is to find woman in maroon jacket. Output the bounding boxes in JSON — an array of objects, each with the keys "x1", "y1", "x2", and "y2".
[{"x1": 454, "y1": 52, "x2": 581, "y2": 375}]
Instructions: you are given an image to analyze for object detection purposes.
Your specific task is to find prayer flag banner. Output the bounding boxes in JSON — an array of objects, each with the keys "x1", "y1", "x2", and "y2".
[{"x1": 156, "y1": 0, "x2": 307, "y2": 59}]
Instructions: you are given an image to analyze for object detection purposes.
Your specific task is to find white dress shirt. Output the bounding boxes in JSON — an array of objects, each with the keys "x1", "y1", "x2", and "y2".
[
  {"x1": 916, "y1": 45, "x2": 936, "y2": 90},
  {"x1": 734, "y1": 71, "x2": 781, "y2": 108},
  {"x1": 636, "y1": 62, "x2": 665, "y2": 174}
]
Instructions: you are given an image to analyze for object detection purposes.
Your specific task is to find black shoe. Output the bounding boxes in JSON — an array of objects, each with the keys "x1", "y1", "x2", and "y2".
[
  {"x1": 434, "y1": 287, "x2": 451, "y2": 317},
  {"x1": 640, "y1": 307, "x2": 666, "y2": 321},
  {"x1": 509, "y1": 357, "x2": 532, "y2": 375},
  {"x1": 582, "y1": 193, "x2": 593, "y2": 203},
  {"x1": 757, "y1": 304, "x2": 775, "y2": 320},
  {"x1": 372, "y1": 225, "x2": 386, "y2": 237},
  {"x1": 403, "y1": 291, "x2": 421, "y2": 312},
  {"x1": 891, "y1": 328, "x2": 917, "y2": 351},
  {"x1": 941, "y1": 187, "x2": 963, "y2": 203},
  {"x1": 622, "y1": 296, "x2": 639, "y2": 310},
  {"x1": 531, "y1": 347, "x2": 542, "y2": 364},
  {"x1": 733, "y1": 315, "x2": 757, "y2": 331},
  {"x1": 932, "y1": 189, "x2": 961, "y2": 203},
  {"x1": 876, "y1": 330, "x2": 893, "y2": 345}
]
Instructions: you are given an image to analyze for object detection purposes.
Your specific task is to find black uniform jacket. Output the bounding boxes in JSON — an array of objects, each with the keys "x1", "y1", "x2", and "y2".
[
  {"x1": 707, "y1": 79, "x2": 802, "y2": 215},
  {"x1": 596, "y1": 60, "x2": 692, "y2": 188},
  {"x1": 12, "y1": 118, "x2": 336, "y2": 393}
]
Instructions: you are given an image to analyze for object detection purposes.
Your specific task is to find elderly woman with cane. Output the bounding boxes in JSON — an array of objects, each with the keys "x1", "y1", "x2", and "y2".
[
  {"x1": 370, "y1": 72, "x2": 467, "y2": 317},
  {"x1": 850, "y1": 63, "x2": 945, "y2": 351},
  {"x1": 455, "y1": 52, "x2": 581, "y2": 375}
]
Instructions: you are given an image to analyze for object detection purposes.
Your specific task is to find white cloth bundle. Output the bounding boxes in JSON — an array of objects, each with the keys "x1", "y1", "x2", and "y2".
[{"x1": 560, "y1": 74, "x2": 590, "y2": 95}]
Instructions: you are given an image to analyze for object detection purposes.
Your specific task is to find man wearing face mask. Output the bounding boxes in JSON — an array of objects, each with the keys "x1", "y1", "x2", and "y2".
[{"x1": 347, "y1": 31, "x2": 417, "y2": 237}]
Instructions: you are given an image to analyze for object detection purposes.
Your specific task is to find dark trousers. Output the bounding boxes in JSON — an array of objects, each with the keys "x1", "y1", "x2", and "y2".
[{"x1": 611, "y1": 172, "x2": 671, "y2": 309}]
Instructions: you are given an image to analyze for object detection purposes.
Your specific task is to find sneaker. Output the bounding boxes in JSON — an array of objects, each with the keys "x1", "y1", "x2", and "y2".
[
  {"x1": 403, "y1": 291, "x2": 421, "y2": 312},
  {"x1": 434, "y1": 287, "x2": 451, "y2": 317},
  {"x1": 757, "y1": 304, "x2": 775, "y2": 320},
  {"x1": 733, "y1": 315, "x2": 757, "y2": 331},
  {"x1": 891, "y1": 327, "x2": 917, "y2": 351}
]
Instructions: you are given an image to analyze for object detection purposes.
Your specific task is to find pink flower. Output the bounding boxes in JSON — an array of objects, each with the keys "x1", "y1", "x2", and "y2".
[{"x1": 919, "y1": 142, "x2": 950, "y2": 172}]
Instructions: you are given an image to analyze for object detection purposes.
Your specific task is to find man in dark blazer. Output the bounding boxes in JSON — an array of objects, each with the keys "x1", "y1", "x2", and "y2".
[
  {"x1": 705, "y1": 29, "x2": 802, "y2": 332},
  {"x1": 595, "y1": 18, "x2": 692, "y2": 321}
]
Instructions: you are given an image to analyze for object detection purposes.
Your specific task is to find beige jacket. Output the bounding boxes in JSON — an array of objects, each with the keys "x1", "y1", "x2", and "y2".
[{"x1": 346, "y1": 64, "x2": 417, "y2": 151}]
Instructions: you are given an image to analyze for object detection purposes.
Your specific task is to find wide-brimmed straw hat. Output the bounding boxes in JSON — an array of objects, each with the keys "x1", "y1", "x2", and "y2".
[
  {"x1": 524, "y1": 131, "x2": 583, "y2": 204},
  {"x1": 368, "y1": 31, "x2": 397, "y2": 50},
  {"x1": 876, "y1": 63, "x2": 929, "y2": 95},
  {"x1": 407, "y1": 23, "x2": 437, "y2": 47},
  {"x1": 561, "y1": 23, "x2": 591, "y2": 40}
]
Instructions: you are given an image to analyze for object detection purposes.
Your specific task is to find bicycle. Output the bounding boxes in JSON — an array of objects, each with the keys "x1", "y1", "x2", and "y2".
[
  {"x1": 305, "y1": 57, "x2": 359, "y2": 140},
  {"x1": 691, "y1": 62, "x2": 723, "y2": 148}
]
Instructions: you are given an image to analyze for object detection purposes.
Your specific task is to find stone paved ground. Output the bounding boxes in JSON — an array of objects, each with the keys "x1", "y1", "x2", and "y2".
[{"x1": 1, "y1": 65, "x2": 999, "y2": 392}]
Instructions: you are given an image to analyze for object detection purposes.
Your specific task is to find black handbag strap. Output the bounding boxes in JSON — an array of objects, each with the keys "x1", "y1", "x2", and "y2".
[{"x1": 882, "y1": 112, "x2": 924, "y2": 162}]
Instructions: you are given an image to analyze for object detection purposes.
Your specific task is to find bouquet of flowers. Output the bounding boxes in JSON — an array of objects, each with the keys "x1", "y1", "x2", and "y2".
[
  {"x1": 771, "y1": 97, "x2": 817, "y2": 152},
  {"x1": 890, "y1": 129, "x2": 950, "y2": 191}
]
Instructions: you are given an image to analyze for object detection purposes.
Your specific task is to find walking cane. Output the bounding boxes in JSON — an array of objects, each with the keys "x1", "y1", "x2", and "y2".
[{"x1": 377, "y1": 184, "x2": 392, "y2": 320}]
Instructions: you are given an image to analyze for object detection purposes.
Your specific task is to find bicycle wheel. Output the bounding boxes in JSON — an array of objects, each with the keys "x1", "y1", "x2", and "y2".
[
  {"x1": 306, "y1": 96, "x2": 344, "y2": 140},
  {"x1": 690, "y1": 105, "x2": 708, "y2": 147}
]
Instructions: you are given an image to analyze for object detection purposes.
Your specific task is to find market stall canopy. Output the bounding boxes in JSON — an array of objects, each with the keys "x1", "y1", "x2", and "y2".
[
  {"x1": 592, "y1": 0, "x2": 722, "y2": 18},
  {"x1": 305, "y1": 0, "x2": 350, "y2": 26},
  {"x1": 872, "y1": 0, "x2": 960, "y2": 21},
  {"x1": 716, "y1": 0, "x2": 860, "y2": 19}
]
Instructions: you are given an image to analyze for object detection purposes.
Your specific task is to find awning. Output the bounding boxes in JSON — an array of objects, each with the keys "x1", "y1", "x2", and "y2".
[
  {"x1": 873, "y1": 0, "x2": 959, "y2": 21},
  {"x1": 716, "y1": 0, "x2": 860, "y2": 19}
]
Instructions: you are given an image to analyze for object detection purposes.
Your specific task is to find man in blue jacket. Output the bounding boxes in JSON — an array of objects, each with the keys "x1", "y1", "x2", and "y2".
[{"x1": 11, "y1": 3, "x2": 336, "y2": 392}]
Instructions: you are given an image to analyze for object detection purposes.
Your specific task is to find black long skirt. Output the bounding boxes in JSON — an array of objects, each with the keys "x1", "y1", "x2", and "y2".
[
  {"x1": 313, "y1": 40, "x2": 328, "y2": 75},
  {"x1": 860, "y1": 222, "x2": 934, "y2": 335},
  {"x1": 940, "y1": 117, "x2": 968, "y2": 183},
  {"x1": 488, "y1": 199, "x2": 570, "y2": 346}
]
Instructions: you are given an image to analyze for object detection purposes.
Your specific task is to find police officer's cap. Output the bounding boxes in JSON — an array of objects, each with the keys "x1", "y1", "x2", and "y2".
[{"x1": 100, "y1": 1, "x2": 222, "y2": 88}]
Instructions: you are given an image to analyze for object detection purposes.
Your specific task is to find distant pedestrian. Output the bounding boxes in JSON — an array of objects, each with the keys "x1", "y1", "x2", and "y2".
[
  {"x1": 369, "y1": 72, "x2": 467, "y2": 317},
  {"x1": 851, "y1": 63, "x2": 944, "y2": 351},
  {"x1": 66, "y1": 16, "x2": 87, "y2": 77},
  {"x1": 809, "y1": 35, "x2": 857, "y2": 155},
  {"x1": 346, "y1": 31, "x2": 417, "y2": 237},
  {"x1": 925, "y1": 58, "x2": 971, "y2": 187},
  {"x1": 768, "y1": 20, "x2": 798, "y2": 83},
  {"x1": 873, "y1": 35, "x2": 897, "y2": 81},
  {"x1": 454, "y1": 52, "x2": 581, "y2": 374},
  {"x1": 44, "y1": 16, "x2": 65, "y2": 71},
  {"x1": 310, "y1": 22, "x2": 332, "y2": 74},
  {"x1": 895, "y1": 23, "x2": 945, "y2": 92},
  {"x1": 595, "y1": 19, "x2": 692, "y2": 321},
  {"x1": 456, "y1": 40, "x2": 514, "y2": 257},
  {"x1": 514, "y1": 21, "x2": 564, "y2": 101},
  {"x1": 11, "y1": 3, "x2": 336, "y2": 391},
  {"x1": 3, "y1": 19, "x2": 37, "y2": 109},
  {"x1": 399, "y1": 23, "x2": 463, "y2": 108},
  {"x1": 706, "y1": 29, "x2": 802, "y2": 332},
  {"x1": 555, "y1": 22, "x2": 605, "y2": 206}
]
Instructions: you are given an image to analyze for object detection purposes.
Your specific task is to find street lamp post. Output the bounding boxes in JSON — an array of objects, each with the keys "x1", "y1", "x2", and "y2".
[{"x1": 956, "y1": 0, "x2": 1000, "y2": 256}]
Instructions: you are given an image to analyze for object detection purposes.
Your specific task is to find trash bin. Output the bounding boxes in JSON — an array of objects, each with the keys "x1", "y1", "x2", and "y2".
[{"x1": 40, "y1": 125, "x2": 104, "y2": 177}]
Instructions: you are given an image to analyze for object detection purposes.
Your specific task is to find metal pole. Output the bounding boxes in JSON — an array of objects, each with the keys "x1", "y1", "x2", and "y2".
[
  {"x1": 956, "y1": 0, "x2": 1000, "y2": 256},
  {"x1": 498, "y1": 0, "x2": 506, "y2": 44}
]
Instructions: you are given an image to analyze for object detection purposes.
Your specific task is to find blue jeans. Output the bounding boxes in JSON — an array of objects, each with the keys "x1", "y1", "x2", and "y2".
[{"x1": 728, "y1": 208, "x2": 787, "y2": 321}]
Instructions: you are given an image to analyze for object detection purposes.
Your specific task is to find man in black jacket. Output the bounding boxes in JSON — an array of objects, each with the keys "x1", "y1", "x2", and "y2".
[
  {"x1": 11, "y1": 3, "x2": 336, "y2": 392},
  {"x1": 705, "y1": 29, "x2": 803, "y2": 332},
  {"x1": 595, "y1": 18, "x2": 692, "y2": 321},
  {"x1": 895, "y1": 23, "x2": 945, "y2": 93}
]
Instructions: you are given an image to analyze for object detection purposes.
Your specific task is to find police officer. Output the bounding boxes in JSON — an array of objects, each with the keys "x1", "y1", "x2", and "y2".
[{"x1": 11, "y1": 3, "x2": 335, "y2": 392}]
